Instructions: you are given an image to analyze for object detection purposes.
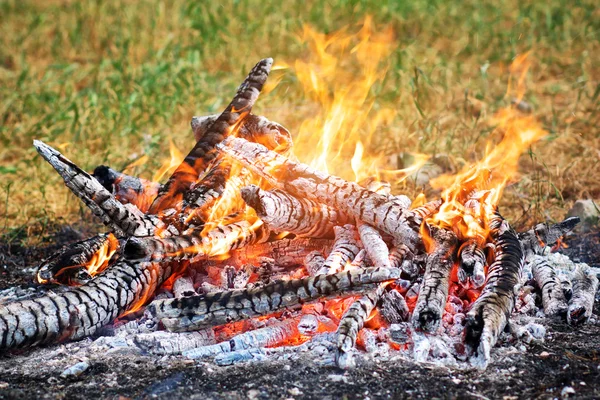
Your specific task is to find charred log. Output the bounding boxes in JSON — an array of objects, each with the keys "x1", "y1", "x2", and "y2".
[
  {"x1": 124, "y1": 219, "x2": 270, "y2": 261},
  {"x1": 92, "y1": 166, "x2": 162, "y2": 213},
  {"x1": 530, "y1": 255, "x2": 568, "y2": 317},
  {"x1": 568, "y1": 265, "x2": 599, "y2": 325},
  {"x1": 217, "y1": 137, "x2": 420, "y2": 248},
  {"x1": 149, "y1": 58, "x2": 273, "y2": 213},
  {"x1": 336, "y1": 284, "x2": 386, "y2": 368},
  {"x1": 148, "y1": 267, "x2": 400, "y2": 332},
  {"x1": 241, "y1": 185, "x2": 350, "y2": 238},
  {"x1": 34, "y1": 141, "x2": 164, "y2": 237},
  {"x1": 0, "y1": 260, "x2": 173, "y2": 351},
  {"x1": 411, "y1": 225, "x2": 457, "y2": 333},
  {"x1": 318, "y1": 225, "x2": 362, "y2": 275},
  {"x1": 458, "y1": 239, "x2": 486, "y2": 289},
  {"x1": 37, "y1": 233, "x2": 119, "y2": 285},
  {"x1": 519, "y1": 217, "x2": 580, "y2": 259},
  {"x1": 465, "y1": 213, "x2": 523, "y2": 368}
]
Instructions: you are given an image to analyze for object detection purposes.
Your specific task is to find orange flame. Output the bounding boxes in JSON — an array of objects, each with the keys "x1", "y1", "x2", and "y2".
[
  {"x1": 85, "y1": 233, "x2": 120, "y2": 276},
  {"x1": 427, "y1": 53, "x2": 547, "y2": 241}
]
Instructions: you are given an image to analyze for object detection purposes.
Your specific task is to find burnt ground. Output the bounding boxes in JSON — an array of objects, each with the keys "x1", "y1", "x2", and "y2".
[{"x1": 0, "y1": 228, "x2": 599, "y2": 399}]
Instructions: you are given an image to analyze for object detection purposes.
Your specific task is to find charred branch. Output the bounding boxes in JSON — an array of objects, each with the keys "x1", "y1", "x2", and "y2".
[
  {"x1": 148, "y1": 267, "x2": 400, "y2": 332},
  {"x1": 150, "y1": 59, "x2": 273, "y2": 213},
  {"x1": 34, "y1": 141, "x2": 163, "y2": 237}
]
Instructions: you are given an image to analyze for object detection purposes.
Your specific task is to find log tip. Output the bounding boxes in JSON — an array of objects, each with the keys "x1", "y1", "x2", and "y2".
[{"x1": 33, "y1": 140, "x2": 57, "y2": 159}]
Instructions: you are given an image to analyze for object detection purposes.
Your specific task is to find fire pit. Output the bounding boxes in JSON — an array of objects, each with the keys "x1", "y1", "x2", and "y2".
[{"x1": 1, "y1": 18, "x2": 599, "y2": 399}]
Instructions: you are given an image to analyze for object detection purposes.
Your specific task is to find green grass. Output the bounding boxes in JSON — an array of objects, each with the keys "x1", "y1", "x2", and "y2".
[{"x1": 0, "y1": 0, "x2": 598, "y2": 242}]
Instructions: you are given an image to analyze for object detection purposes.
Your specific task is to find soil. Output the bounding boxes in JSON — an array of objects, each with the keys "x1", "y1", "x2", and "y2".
[{"x1": 0, "y1": 227, "x2": 599, "y2": 400}]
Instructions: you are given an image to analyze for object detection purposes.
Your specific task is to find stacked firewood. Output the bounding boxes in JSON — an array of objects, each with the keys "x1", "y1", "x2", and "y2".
[{"x1": 0, "y1": 59, "x2": 596, "y2": 370}]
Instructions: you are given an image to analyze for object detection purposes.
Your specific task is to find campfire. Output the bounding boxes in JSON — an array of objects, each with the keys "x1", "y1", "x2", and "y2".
[{"x1": 0, "y1": 26, "x2": 597, "y2": 373}]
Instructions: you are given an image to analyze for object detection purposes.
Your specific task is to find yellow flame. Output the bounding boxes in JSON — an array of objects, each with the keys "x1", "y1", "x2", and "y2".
[
  {"x1": 153, "y1": 139, "x2": 184, "y2": 183},
  {"x1": 291, "y1": 17, "x2": 400, "y2": 182},
  {"x1": 86, "y1": 233, "x2": 120, "y2": 276}
]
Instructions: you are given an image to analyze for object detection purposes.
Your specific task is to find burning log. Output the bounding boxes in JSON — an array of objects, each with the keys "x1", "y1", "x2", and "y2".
[
  {"x1": 519, "y1": 217, "x2": 580, "y2": 259},
  {"x1": 568, "y1": 265, "x2": 599, "y2": 325},
  {"x1": 92, "y1": 165, "x2": 162, "y2": 213},
  {"x1": 36, "y1": 233, "x2": 119, "y2": 285},
  {"x1": 191, "y1": 113, "x2": 292, "y2": 150},
  {"x1": 0, "y1": 260, "x2": 173, "y2": 350},
  {"x1": 317, "y1": 225, "x2": 362, "y2": 275},
  {"x1": 123, "y1": 218, "x2": 270, "y2": 261},
  {"x1": 149, "y1": 267, "x2": 400, "y2": 332},
  {"x1": 411, "y1": 225, "x2": 458, "y2": 333},
  {"x1": 458, "y1": 239, "x2": 487, "y2": 289},
  {"x1": 183, "y1": 316, "x2": 301, "y2": 359},
  {"x1": 336, "y1": 284, "x2": 386, "y2": 368},
  {"x1": 34, "y1": 141, "x2": 164, "y2": 237},
  {"x1": 530, "y1": 255, "x2": 568, "y2": 317},
  {"x1": 182, "y1": 116, "x2": 292, "y2": 227},
  {"x1": 149, "y1": 58, "x2": 273, "y2": 213},
  {"x1": 228, "y1": 237, "x2": 333, "y2": 268},
  {"x1": 465, "y1": 213, "x2": 523, "y2": 368},
  {"x1": 304, "y1": 251, "x2": 326, "y2": 276},
  {"x1": 241, "y1": 185, "x2": 350, "y2": 238},
  {"x1": 217, "y1": 137, "x2": 420, "y2": 248}
]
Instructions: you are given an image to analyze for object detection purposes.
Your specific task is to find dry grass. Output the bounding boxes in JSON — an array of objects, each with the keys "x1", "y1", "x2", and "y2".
[{"x1": 0, "y1": 0, "x2": 598, "y2": 243}]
